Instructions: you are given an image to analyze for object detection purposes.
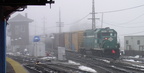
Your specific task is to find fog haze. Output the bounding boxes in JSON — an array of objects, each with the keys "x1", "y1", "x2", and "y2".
[{"x1": 8, "y1": 0, "x2": 144, "y2": 48}]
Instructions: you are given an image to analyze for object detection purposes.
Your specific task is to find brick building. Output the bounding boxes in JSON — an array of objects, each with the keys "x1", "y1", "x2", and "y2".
[{"x1": 8, "y1": 14, "x2": 33, "y2": 53}]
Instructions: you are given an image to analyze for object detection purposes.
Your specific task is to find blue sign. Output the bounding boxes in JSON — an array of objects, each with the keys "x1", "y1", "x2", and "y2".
[{"x1": 33, "y1": 36, "x2": 40, "y2": 42}]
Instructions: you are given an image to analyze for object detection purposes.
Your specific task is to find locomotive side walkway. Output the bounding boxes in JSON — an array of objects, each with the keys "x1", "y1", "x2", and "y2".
[{"x1": 6, "y1": 57, "x2": 28, "y2": 73}]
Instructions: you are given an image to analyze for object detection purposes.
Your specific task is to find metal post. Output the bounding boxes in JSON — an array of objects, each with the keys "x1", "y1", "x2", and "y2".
[
  {"x1": 51, "y1": 39, "x2": 53, "y2": 49},
  {"x1": 52, "y1": 38, "x2": 54, "y2": 50},
  {"x1": 59, "y1": 9, "x2": 61, "y2": 47},
  {"x1": 56, "y1": 8, "x2": 64, "y2": 47},
  {"x1": 101, "y1": 13, "x2": 104, "y2": 28},
  {"x1": 92, "y1": 0, "x2": 96, "y2": 29},
  {"x1": 35, "y1": 42, "x2": 37, "y2": 57},
  {"x1": 88, "y1": 0, "x2": 100, "y2": 30},
  {"x1": 0, "y1": 6, "x2": 6, "y2": 73},
  {"x1": 43, "y1": 17, "x2": 46, "y2": 44}
]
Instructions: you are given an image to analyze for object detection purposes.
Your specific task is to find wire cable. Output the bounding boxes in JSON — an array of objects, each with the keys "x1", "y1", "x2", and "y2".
[
  {"x1": 65, "y1": 13, "x2": 90, "y2": 25},
  {"x1": 96, "y1": 4, "x2": 144, "y2": 13},
  {"x1": 109, "y1": 12, "x2": 144, "y2": 25},
  {"x1": 102, "y1": 21, "x2": 144, "y2": 28}
]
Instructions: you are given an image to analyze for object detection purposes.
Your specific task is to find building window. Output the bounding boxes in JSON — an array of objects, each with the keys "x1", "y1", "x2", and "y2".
[
  {"x1": 21, "y1": 25, "x2": 25, "y2": 32},
  {"x1": 15, "y1": 25, "x2": 19, "y2": 35},
  {"x1": 126, "y1": 40, "x2": 128, "y2": 44},
  {"x1": 137, "y1": 40, "x2": 140, "y2": 45}
]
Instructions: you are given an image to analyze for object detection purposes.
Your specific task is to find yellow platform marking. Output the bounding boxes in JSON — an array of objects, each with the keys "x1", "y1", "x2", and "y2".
[{"x1": 6, "y1": 57, "x2": 27, "y2": 73}]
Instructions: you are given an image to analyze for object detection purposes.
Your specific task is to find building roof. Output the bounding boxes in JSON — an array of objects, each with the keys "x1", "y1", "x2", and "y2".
[{"x1": 9, "y1": 14, "x2": 33, "y2": 23}]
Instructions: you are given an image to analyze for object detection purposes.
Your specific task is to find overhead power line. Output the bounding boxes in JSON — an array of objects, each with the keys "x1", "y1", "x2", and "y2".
[
  {"x1": 113, "y1": 12, "x2": 144, "y2": 25},
  {"x1": 102, "y1": 21, "x2": 144, "y2": 28},
  {"x1": 31, "y1": 13, "x2": 90, "y2": 31},
  {"x1": 96, "y1": 4, "x2": 144, "y2": 13},
  {"x1": 65, "y1": 13, "x2": 90, "y2": 25}
]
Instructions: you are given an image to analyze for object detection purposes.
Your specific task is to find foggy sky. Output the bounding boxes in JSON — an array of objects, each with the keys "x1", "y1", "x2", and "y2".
[{"x1": 8, "y1": 0, "x2": 144, "y2": 48}]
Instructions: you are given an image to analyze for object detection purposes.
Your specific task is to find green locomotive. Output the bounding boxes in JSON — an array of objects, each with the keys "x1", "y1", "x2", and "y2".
[{"x1": 80, "y1": 27, "x2": 120, "y2": 59}]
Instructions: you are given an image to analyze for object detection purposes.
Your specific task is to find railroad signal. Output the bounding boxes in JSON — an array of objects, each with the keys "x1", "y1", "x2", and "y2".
[{"x1": 0, "y1": 0, "x2": 55, "y2": 5}]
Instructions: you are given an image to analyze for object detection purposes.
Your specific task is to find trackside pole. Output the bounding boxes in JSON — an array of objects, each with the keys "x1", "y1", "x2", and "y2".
[{"x1": 0, "y1": 6, "x2": 6, "y2": 73}]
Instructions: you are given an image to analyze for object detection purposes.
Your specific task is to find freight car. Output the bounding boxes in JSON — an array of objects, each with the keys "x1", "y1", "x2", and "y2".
[{"x1": 46, "y1": 27, "x2": 120, "y2": 59}]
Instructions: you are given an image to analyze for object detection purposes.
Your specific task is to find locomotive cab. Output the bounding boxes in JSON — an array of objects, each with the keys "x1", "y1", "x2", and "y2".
[{"x1": 81, "y1": 27, "x2": 120, "y2": 59}]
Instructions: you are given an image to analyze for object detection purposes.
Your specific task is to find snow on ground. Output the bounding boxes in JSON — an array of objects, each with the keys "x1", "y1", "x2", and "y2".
[
  {"x1": 131, "y1": 64, "x2": 144, "y2": 68},
  {"x1": 123, "y1": 59, "x2": 142, "y2": 63},
  {"x1": 68, "y1": 60, "x2": 81, "y2": 65},
  {"x1": 40, "y1": 56, "x2": 56, "y2": 60},
  {"x1": 134, "y1": 55, "x2": 140, "y2": 58},
  {"x1": 127, "y1": 55, "x2": 140, "y2": 58},
  {"x1": 123, "y1": 59, "x2": 135, "y2": 62},
  {"x1": 123, "y1": 59, "x2": 144, "y2": 69},
  {"x1": 68, "y1": 60, "x2": 97, "y2": 73},
  {"x1": 79, "y1": 65, "x2": 97, "y2": 73},
  {"x1": 102, "y1": 60, "x2": 110, "y2": 63},
  {"x1": 6, "y1": 52, "x2": 14, "y2": 55}
]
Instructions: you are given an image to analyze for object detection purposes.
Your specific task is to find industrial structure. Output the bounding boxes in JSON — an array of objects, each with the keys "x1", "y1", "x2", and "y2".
[{"x1": 8, "y1": 14, "x2": 33, "y2": 53}]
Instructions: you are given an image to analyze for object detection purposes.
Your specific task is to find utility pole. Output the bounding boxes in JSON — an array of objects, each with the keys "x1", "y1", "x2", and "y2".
[
  {"x1": 34, "y1": 22, "x2": 37, "y2": 57},
  {"x1": 43, "y1": 17, "x2": 46, "y2": 37},
  {"x1": 92, "y1": 0, "x2": 96, "y2": 29},
  {"x1": 43, "y1": 17, "x2": 46, "y2": 56},
  {"x1": 43, "y1": 17, "x2": 46, "y2": 44},
  {"x1": 56, "y1": 8, "x2": 64, "y2": 47},
  {"x1": 88, "y1": 0, "x2": 99, "y2": 30},
  {"x1": 35, "y1": 22, "x2": 36, "y2": 35}
]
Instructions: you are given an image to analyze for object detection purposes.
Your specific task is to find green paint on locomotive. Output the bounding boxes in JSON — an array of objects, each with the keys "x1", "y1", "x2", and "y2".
[{"x1": 82, "y1": 27, "x2": 120, "y2": 50}]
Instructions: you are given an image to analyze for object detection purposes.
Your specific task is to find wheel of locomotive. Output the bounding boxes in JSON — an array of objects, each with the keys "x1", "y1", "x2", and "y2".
[
  {"x1": 85, "y1": 49, "x2": 93, "y2": 55},
  {"x1": 104, "y1": 49, "x2": 120, "y2": 59},
  {"x1": 79, "y1": 48, "x2": 86, "y2": 55},
  {"x1": 91, "y1": 49, "x2": 104, "y2": 57}
]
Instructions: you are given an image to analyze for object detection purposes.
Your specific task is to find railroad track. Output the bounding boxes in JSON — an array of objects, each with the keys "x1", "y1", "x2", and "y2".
[
  {"x1": 8, "y1": 54, "x2": 144, "y2": 73},
  {"x1": 66, "y1": 51, "x2": 144, "y2": 73},
  {"x1": 9, "y1": 55, "x2": 94, "y2": 73},
  {"x1": 23, "y1": 62, "x2": 93, "y2": 73},
  {"x1": 66, "y1": 52, "x2": 114, "y2": 73}
]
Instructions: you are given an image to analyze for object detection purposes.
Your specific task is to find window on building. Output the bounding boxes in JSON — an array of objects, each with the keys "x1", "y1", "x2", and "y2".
[
  {"x1": 21, "y1": 25, "x2": 25, "y2": 32},
  {"x1": 15, "y1": 25, "x2": 19, "y2": 35},
  {"x1": 137, "y1": 40, "x2": 140, "y2": 45},
  {"x1": 126, "y1": 40, "x2": 128, "y2": 44}
]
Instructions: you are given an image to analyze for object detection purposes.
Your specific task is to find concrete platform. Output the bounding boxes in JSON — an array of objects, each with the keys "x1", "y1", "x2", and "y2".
[
  {"x1": 6, "y1": 62, "x2": 15, "y2": 73},
  {"x1": 6, "y1": 57, "x2": 28, "y2": 73}
]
